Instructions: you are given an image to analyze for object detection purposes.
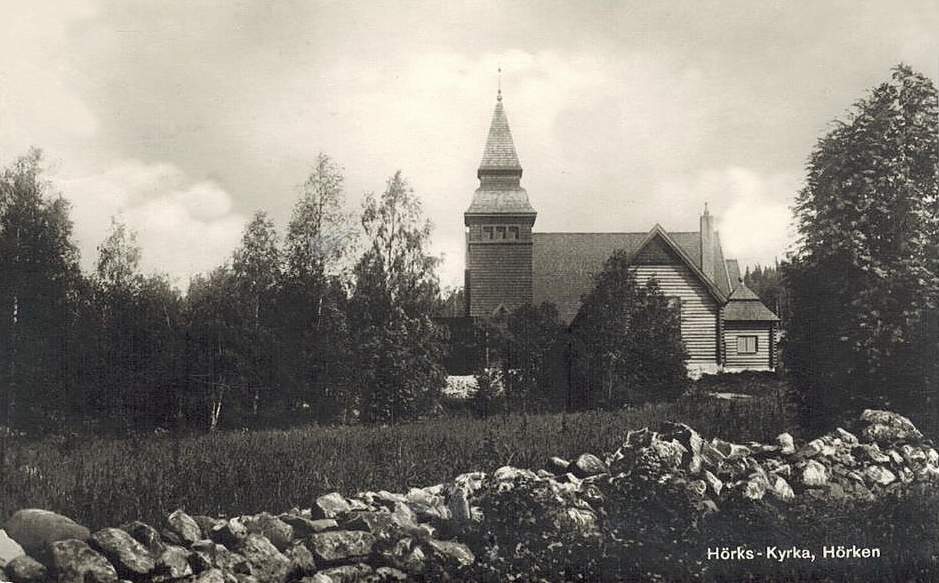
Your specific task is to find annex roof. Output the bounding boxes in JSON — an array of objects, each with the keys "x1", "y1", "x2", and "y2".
[{"x1": 723, "y1": 280, "x2": 780, "y2": 321}]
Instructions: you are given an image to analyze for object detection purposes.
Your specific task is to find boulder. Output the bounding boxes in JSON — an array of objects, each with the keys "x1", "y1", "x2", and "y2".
[
  {"x1": 4, "y1": 509, "x2": 90, "y2": 559},
  {"x1": 859, "y1": 409, "x2": 923, "y2": 444},
  {"x1": 702, "y1": 469, "x2": 723, "y2": 496},
  {"x1": 800, "y1": 459, "x2": 828, "y2": 487},
  {"x1": 278, "y1": 516, "x2": 338, "y2": 537},
  {"x1": 120, "y1": 521, "x2": 166, "y2": 555},
  {"x1": 90, "y1": 527, "x2": 155, "y2": 578},
  {"x1": 424, "y1": 539, "x2": 475, "y2": 568},
  {"x1": 190, "y1": 540, "x2": 250, "y2": 575},
  {"x1": 49, "y1": 539, "x2": 118, "y2": 583},
  {"x1": 194, "y1": 568, "x2": 227, "y2": 583},
  {"x1": 341, "y1": 511, "x2": 427, "y2": 543},
  {"x1": 192, "y1": 516, "x2": 223, "y2": 536},
  {"x1": 210, "y1": 518, "x2": 248, "y2": 548},
  {"x1": 283, "y1": 541, "x2": 317, "y2": 578},
  {"x1": 243, "y1": 513, "x2": 293, "y2": 552},
  {"x1": 238, "y1": 534, "x2": 291, "y2": 583},
  {"x1": 404, "y1": 488, "x2": 451, "y2": 522},
  {"x1": 154, "y1": 545, "x2": 193, "y2": 580},
  {"x1": 776, "y1": 432, "x2": 795, "y2": 454},
  {"x1": 768, "y1": 475, "x2": 795, "y2": 501},
  {"x1": 314, "y1": 563, "x2": 372, "y2": 583},
  {"x1": 4, "y1": 554, "x2": 47, "y2": 583},
  {"x1": 163, "y1": 510, "x2": 202, "y2": 547},
  {"x1": 864, "y1": 465, "x2": 897, "y2": 486},
  {"x1": 306, "y1": 531, "x2": 376, "y2": 566},
  {"x1": 0, "y1": 529, "x2": 25, "y2": 567},
  {"x1": 547, "y1": 456, "x2": 570, "y2": 475},
  {"x1": 568, "y1": 453, "x2": 608, "y2": 479},
  {"x1": 312, "y1": 493, "x2": 352, "y2": 520}
]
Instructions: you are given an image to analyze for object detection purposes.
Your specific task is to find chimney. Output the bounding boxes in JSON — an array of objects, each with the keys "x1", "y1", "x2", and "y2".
[{"x1": 700, "y1": 203, "x2": 715, "y2": 282}]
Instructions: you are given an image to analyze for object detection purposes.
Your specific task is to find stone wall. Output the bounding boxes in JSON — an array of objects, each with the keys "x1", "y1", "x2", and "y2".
[{"x1": 0, "y1": 409, "x2": 936, "y2": 582}]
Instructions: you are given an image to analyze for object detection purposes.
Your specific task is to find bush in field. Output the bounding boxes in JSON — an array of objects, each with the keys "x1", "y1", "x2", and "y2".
[
  {"x1": 483, "y1": 302, "x2": 567, "y2": 414},
  {"x1": 570, "y1": 249, "x2": 689, "y2": 409},
  {"x1": 784, "y1": 65, "x2": 939, "y2": 431}
]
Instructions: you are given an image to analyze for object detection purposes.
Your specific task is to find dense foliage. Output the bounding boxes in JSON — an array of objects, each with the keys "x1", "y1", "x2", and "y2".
[
  {"x1": 570, "y1": 249, "x2": 690, "y2": 408},
  {"x1": 0, "y1": 151, "x2": 448, "y2": 433},
  {"x1": 783, "y1": 65, "x2": 939, "y2": 432}
]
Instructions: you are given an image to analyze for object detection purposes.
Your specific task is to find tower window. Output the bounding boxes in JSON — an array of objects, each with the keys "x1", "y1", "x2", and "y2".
[
  {"x1": 483, "y1": 226, "x2": 494, "y2": 240},
  {"x1": 495, "y1": 226, "x2": 507, "y2": 239},
  {"x1": 508, "y1": 226, "x2": 519, "y2": 239}
]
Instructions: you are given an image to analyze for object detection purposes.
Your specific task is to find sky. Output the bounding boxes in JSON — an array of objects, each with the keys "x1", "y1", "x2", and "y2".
[{"x1": 1, "y1": 1, "x2": 937, "y2": 292}]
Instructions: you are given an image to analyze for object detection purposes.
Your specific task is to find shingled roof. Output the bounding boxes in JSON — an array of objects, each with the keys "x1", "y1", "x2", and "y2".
[
  {"x1": 478, "y1": 92, "x2": 521, "y2": 174},
  {"x1": 531, "y1": 228, "x2": 734, "y2": 323},
  {"x1": 723, "y1": 280, "x2": 780, "y2": 321},
  {"x1": 466, "y1": 93, "x2": 535, "y2": 217}
]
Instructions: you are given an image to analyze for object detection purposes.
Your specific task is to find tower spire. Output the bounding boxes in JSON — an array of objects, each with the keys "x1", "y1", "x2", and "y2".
[{"x1": 497, "y1": 66, "x2": 502, "y2": 101}]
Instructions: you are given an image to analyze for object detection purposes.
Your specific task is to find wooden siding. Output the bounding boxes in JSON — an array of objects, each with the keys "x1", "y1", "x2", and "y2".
[
  {"x1": 723, "y1": 322, "x2": 773, "y2": 369},
  {"x1": 467, "y1": 241, "x2": 533, "y2": 317},
  {"x1": 632, "y1": 264, "x2": 719, "y2": 364}
]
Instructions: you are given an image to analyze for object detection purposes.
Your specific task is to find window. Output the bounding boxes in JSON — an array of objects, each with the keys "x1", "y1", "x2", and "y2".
[
  {"x1": 495, "y1": 226, "x2": 507, "y2": 240},
  {"x1": 483, "y1": 226, "x2": 494, "y2": 240},
  {"x1": 737, "y1": 335, "x2": 758, "y2": 354},
  {"x1": 508, "y1": 226, "x2": 520, "y2": 240}
]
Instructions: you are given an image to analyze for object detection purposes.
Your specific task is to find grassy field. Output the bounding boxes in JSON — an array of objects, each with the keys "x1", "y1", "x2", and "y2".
[{"x1": 0, "y1": 372, "x2": 792, "y2": 529}]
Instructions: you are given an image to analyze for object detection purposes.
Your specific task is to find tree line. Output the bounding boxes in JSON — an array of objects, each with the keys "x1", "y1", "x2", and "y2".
[{"x1": 0, "y1": 153, "x2": 447, "y2": 433}]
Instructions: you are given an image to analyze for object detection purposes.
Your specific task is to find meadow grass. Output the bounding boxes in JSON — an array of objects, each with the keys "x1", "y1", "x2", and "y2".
[{"x1": 1, "y1": 373, "x2": 793, "y2": 529}]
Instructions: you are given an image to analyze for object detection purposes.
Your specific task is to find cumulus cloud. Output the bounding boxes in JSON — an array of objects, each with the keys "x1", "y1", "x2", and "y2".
[
  {"x1": 653, "y1": 167, "x2": 799, "y2": 269},
  {"x1": 55, "y1": 160, "x2": 245, "y2": 289}
]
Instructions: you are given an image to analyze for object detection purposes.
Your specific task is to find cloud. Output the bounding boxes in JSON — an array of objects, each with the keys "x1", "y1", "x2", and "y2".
[
  {"x1": 653, "y1": 167, "x2": 798, "y2": 269},
  {"x1": 55, "y1": 159, "x2": 246, "y2": 288}
]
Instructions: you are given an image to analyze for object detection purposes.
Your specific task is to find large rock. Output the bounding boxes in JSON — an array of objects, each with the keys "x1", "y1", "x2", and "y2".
[
  {"x1": 424, "y1": 539, "x2": 474, "y2": 568},
  {"x1": 163, "y1": 510, "x2": 202, "y2": 547},
  {"x1": 776, "y1": 432, "x2": 795, "y2": 455},
  {"x1": 404, "y1": 488, "x2": 451, "y2": 523},
  {"x1": 194, "y1": 568, "x2": 227, "y2": 583},
  {"x1": 154, "y1": 545, "x2": 193, "y2": 580},
  {"x1": 283, "y1": 541, "x2": 317, "y2": 578},
  {"x1": 306, "y1": 531, "x2": 376, "y2": 566},
  {"x1": 121, "y1": 521, "x2": 166, "y2": 555},
  {"x1": 49, "y1": 539, "x2": 118, "y2": 583},
  {"x1": 210, "y1": 518, "x2": 249, "y2": 548},
  {"x1": 89, "y1": 527, "x2": 155, "y2": 578},
  {"x1": 860, "y1": 409, "x2": 924, "y2": 444},
  {"x1": 278, "y1": 515, "x2": 337, "y2": 538},
  {"x1": 314, "y1": 563, "x2": 373, "y2": 583},
  {"x1": 4, "y1": 555, "x2": 47, "y2": 583},
  {"x1": 0, "y1": 529, "x2": 25, "y2": 567},
  {"x1": 800, "y1": 459, "x2": 828, "y2": 487},
  {"x1": 568, "y1": 453, "x2": 608, "y2": 479},
  {"x1": 312, "y1": 493, "x2": 352, "y2": 520},
  {"x1": 4, "y1": 509, "x2": 90, "y2": 559},
  {"x1": 341, "y1": 511, "x2": 428, "y2": 543},
  {"x1": 238, "y1": 534, "x2": 291, "y2": 583},
  {"x1": 243, "y1": 513, "x2": 293, "y2": 552}
]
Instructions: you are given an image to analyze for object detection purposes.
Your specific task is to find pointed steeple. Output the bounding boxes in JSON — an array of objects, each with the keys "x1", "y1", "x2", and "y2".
[{"x1": 478, "y1": 92, "x2": 522, "y2": 181}]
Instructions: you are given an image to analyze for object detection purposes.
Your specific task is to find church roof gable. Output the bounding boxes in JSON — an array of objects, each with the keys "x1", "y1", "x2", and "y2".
[{"x1": 531, "y1": 226, "x2": 730, "y2": 323}]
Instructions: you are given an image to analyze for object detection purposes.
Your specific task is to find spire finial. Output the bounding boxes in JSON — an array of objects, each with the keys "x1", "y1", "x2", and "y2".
[
  {"x1": 704, "y1": 201, "x2": 710, "y2": 216},
  {"x1": 497, "y1": 67, "x2": 502, "y2": 101}
]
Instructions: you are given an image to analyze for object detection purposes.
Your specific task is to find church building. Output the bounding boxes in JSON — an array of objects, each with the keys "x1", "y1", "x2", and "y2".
[{"x1": 463, "y1": 91, "x2": 779, "y2": 373}]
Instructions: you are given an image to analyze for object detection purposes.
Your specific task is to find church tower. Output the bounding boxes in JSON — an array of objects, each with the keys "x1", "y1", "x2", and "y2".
[{"x1": 464, "y1": 90, "x2": 537, "y2": 317}]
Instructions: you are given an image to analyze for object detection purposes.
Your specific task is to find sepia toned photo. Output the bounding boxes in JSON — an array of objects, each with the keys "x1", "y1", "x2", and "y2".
[{"x1": 0, "y1": 1, "x2": 937, "y2": 581}]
